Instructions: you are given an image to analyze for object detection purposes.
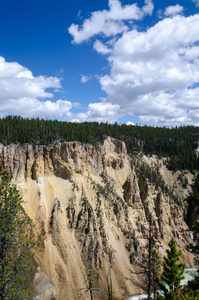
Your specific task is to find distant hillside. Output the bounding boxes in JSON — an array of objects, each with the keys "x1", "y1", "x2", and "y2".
[{"x1": 0, "y1": 115, "x2": 199, "y2": 172}]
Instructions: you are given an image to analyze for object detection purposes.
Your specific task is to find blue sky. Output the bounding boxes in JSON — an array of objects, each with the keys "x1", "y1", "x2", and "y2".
[{"x1": 0, "y1": 0, "x2": 199, "y2": 126}]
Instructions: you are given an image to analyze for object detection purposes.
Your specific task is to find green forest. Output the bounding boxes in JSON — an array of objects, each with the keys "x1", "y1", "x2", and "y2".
[{"x1": 0, "y1": 115, "x2": 199, "y2": 172}]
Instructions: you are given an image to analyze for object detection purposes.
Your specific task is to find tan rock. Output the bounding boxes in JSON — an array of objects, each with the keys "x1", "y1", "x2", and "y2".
[{"x1": 0, "y1": 138, "x2": 195, "y2": 299}]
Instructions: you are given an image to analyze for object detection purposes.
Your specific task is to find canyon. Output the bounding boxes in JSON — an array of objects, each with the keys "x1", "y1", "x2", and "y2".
[{"x1": 0, "y1": 137, "x2": 195, "y2": 299}]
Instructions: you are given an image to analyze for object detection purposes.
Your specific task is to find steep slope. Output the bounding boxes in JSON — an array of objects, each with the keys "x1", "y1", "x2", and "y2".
[{"x1": 0, "y1": 138, "x2": 195, "y2": 299}]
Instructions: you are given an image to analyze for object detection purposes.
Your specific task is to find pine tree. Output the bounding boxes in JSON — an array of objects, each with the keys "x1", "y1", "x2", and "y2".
[
  {"x1": 0, "y1": 170, "x2": 44, "y2": 299},
  {"x1": 157, "y1": 238, "x2": 185, "y2": 300}
]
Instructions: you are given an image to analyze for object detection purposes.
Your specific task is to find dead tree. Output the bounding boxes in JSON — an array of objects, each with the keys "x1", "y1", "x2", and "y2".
[
  {"x1": 124, "y1": 216, "x2": 161, "y2": 300},
  {"x1": 107, "y1": 267, "x2": 113, "y2": 300},
  {"x1": 78, "y1": 230, "x2": 100, "y2": 300}
]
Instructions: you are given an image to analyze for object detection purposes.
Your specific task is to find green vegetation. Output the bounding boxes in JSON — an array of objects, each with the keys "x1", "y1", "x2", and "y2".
[
  {"x1": 157, "y1": 238, "x2": 185, "y2": 300},
  {"x1": 0, "y1": 116, "x2": 199, "y2": 298},
  {"x1": 129, "y1": 235, "x2": 199, "y2": 300},
  {"x1": 0, "y1": 115, "x2": 199, "y2": 172},
  {"x1": 78, "y1": 231, "x2": 100, "y2": 300},
  {"x1": 127, "y1": 218, "x2": 161, "y2": 300},
  {"x1": 106, "y1": 268, "x2": 115, "y2": 300},
  {"x1": 183, "y1": 290, "x2": 199, "y2": 299},
  {"x1": 126, "y1": 174, "x2": 199, "y2": 300},
  {"x1": 0, "y1": 171, "x2": 44, "y2": 299},
  {"x1": 186, "y1": 174, "x2": 199, "y2": 293},
  {"x1": 134, "y1": 160, "x2": 180, "y2": 204}
]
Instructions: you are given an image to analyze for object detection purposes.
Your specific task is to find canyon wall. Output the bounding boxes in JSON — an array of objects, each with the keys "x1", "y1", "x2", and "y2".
[{"x1": 0, "y1": 138, "x2": 194, "y2": 299}]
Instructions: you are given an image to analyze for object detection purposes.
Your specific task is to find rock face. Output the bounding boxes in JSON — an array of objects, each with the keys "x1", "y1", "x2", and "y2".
[{"x1": 0, "y1": 138, "x2": 194, "y2": 299}]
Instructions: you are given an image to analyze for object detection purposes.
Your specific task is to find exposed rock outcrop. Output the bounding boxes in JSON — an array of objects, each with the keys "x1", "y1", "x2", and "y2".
[{"x1": 0, "y1": 138, "x2": 194, "y2": 299}]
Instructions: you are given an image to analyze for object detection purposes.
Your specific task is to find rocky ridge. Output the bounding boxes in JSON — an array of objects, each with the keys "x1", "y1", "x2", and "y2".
[{"x1": 0, "y1": 138, "x2": 195, "y2": 299}]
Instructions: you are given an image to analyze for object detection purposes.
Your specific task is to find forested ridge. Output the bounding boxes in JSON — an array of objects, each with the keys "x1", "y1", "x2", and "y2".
[{"x1": 0, "y1": 115, "x2": 199, "y2": 172}]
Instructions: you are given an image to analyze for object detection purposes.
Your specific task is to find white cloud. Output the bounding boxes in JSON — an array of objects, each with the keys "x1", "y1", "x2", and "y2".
[
  {"x1": 126, "y1": 121, "x2": 135, "y2": 125},
  {"x1": 0, "y1": 56, "x2": 72, "y2": 119},
  {"x1": 68, "y1": 3, "x2": 199, "y2": 126},
  {"x1": 157, "y1": 4, "x2": 184, "y2": 19},
  {"x1": 0, "y1": 56, "x2": 119, "y2": 123},
  {"x1": 71, "y1": 102, "x2": 120, "y2": 123},
  {"x1": 93, "y1": 40, "x2": 112, "y2": 54},
  {"x1": 98, "y1": 14, "x2": 199, "y2": 125},
  {"x1": 0, "y1": 57, "x2": 61, "y2": 101},
  {"x1": 68, "y1": 0, "x2": 154, "y2": 44},
  {"x1": 192, "y1": 0, "x2": 199, "y2": 8},
  {"x1": 80, "y1": 74, "x2": 100, "y2": 83},
  {"x1": 164, "y1": 5, "x2": 184, "y2": 17},
  {"x1": 142, "y1": 0, "x2": 154, "y2": 15},
  {"x1": 80, "y1": 74, "x2": 92, "y2": 83},
  {"x1": 2, "y1": 98, "x2": 72, "y2": 119}
]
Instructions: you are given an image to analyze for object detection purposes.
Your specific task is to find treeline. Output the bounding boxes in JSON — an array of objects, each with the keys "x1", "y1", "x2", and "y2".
[{"x1": 0, "y1": 115, "x2": 199, "y2": 172}]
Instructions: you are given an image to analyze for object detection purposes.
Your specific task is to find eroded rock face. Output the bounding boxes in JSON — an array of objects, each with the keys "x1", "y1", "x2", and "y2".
[{"x1": 0, "y1": 138, "x2": 194, "y2": 299}]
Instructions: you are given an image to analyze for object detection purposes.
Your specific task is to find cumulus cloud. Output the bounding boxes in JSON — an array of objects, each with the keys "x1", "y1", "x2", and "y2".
[
  {"x1": 71, "y1": 102, "x2": 120, "y2": 123},
  {"x1": 68, "y1": 1, "x2": 199, "y2": 125},
  {"x1": 0, "y1": 56, "x2": 72, "y2": 119},
  {"x1": 0, "y1": 56, "x2": 120, "y2": 123},
  {"x1": 93, "y1": 40, "x2": 112, "y2": 54},
  {"x1": 164, "y1": 4, "x2": 184, "y2": 17},
  {"x1": 158, "y1": 4, "x2": 184, "y2": 18},
  {"x1": 68, "y1": 0, "x2": 154, "y2": 44},
  {"x1": 97, "y1": 14, "x2": 199, "y2": 125},
  {"x1": 126, "y1": 121, "x2": 135, "y2": 125}
]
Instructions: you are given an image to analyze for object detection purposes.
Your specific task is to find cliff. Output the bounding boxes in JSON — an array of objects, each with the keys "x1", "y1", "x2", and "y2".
[{"x1": 0, "y1": 138, "x2": 195, "y2": 299}]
